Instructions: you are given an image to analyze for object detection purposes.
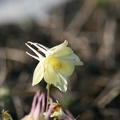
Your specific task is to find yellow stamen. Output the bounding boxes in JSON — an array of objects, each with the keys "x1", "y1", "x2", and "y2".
[{"x1": 45, "y1": 56, "x2": 62, "y2": 69}]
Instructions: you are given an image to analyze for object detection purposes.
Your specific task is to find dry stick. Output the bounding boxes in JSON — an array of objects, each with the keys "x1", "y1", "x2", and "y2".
[
  {"x1": 65, "y1": 0, "x2": 97, "y2": 35},
  {"x1": 96, "y1": 19, "x2": 116, "y2": 63},
  {"x1": 95, "y1": 72, "x2": 120, "y2": 108},
  {"x1": 0, "y1": 48, "x2": 30, "y2": 63},
  {"x1": 13, "y1": 96, "x2": 24, "y2": 119},
  {"x1": 46, "y1": 84, "x2": 51, "y2": 112},
  {"x1": 0, "y1": 50, "x2": 7, "y2": 86}
]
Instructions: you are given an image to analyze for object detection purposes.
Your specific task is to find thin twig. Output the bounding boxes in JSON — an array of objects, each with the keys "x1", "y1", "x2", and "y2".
[
  {"x1": 95, "y1": 72, "x2": 120, "y2": 108},
  {"x1": 96, "y1": 19, "x2": 116, "y2": 64},
  {"x1": 0, "y1": 48, "x2": 30, "y2": 63},
  {"x1": 46, "y1": 84, "x2": 51, "y2": 112}
]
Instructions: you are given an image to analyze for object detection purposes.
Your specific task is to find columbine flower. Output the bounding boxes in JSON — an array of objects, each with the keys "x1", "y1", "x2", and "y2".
[
  {"x1": 21, "y1": 92, "x2": 45, "y2": 120},
  {"x1": 26, "y1": 40, "x2": 83, "y2": 92},
  {"x1": 21, "y1": 91, "x2": 75, "y2": 120}
]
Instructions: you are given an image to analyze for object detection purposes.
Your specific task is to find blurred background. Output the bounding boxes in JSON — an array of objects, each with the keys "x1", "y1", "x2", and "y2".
[{"x1": 0, "y1": 0, "x2": 120, "y2": 119}]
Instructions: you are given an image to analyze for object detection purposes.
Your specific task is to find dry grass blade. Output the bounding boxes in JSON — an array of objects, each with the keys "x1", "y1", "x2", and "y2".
[
  {"x1": 0, "y1": 49, "x2": 7, "y2": 86},
  {"x1": 0, "y1": 48, "x2": 31, "y2": 64},
  {"x1": 95, "y1": 72, "x2": 120, "y2": 108},
  {"x1": 96, "y1": 19, "x2": 117, "y2": 65}
]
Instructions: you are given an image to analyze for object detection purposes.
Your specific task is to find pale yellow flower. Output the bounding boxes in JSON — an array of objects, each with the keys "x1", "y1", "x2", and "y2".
[{"x1": 26, "y1": 40, "x2": 83, "y2": 92}]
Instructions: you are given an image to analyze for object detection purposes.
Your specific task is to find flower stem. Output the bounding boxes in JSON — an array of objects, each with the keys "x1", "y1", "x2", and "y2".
[{"x1": 46, "y1": 84, "x2": 50, "y2": 112}]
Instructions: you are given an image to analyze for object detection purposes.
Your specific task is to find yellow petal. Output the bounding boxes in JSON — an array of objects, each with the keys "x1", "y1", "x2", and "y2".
[
  {"x1": 50, "y1": 40, "x2": 68, "y2": 50},
  {"x1": 58, "y1": 73, "x2": 67, "y2": 92},
  {"x1": 53, "y1": 47, "x2": 73, "y2": 57},
  {"x1": 59, "y1": 59, "x2": 75, "y2": 77},
  {"x1": 48, "y1": 40, "x2": 73, "y2": 57},
  {"x1": 44, "y1": 64, "x2": 67, "y2": 92},
  {"x1": 32, "y1": 62, "x2": 44, "y2": 86},
  {"x1": 62, "y1": 54, "x2": 83, "y2": 66}
]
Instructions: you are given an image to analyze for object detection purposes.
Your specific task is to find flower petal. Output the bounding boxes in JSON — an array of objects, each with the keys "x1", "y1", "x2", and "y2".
[
  {"x1": 62, "y1": 54, "x2": 83, "y2": 66},
  {"x1": 48, "y1": 40, "x2": 73, "y2": 57},
  {"x1": 58, "y1": 73, "x2": 67, "y2": 92},
  {"x1": 44, "y1": 64, "x2": 67, "y2": 92},
  {"x1": 50, "y1": 40, "x2": 68, "y2": 50},
  {"x1": 59, "y1": 59, "x2": 75, "y2": 77},
  {"x1": 32, "y1": 62, "x2": 44, "y2": 86}
]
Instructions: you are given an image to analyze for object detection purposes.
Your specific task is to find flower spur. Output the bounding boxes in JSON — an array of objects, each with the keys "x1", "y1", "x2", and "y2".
[
  {"x1": 21, "y1": 91, "x2": 75, "y2": 120},
  {"x1": 25, "y1": 40, "x2": 83, "y2": 92}
]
